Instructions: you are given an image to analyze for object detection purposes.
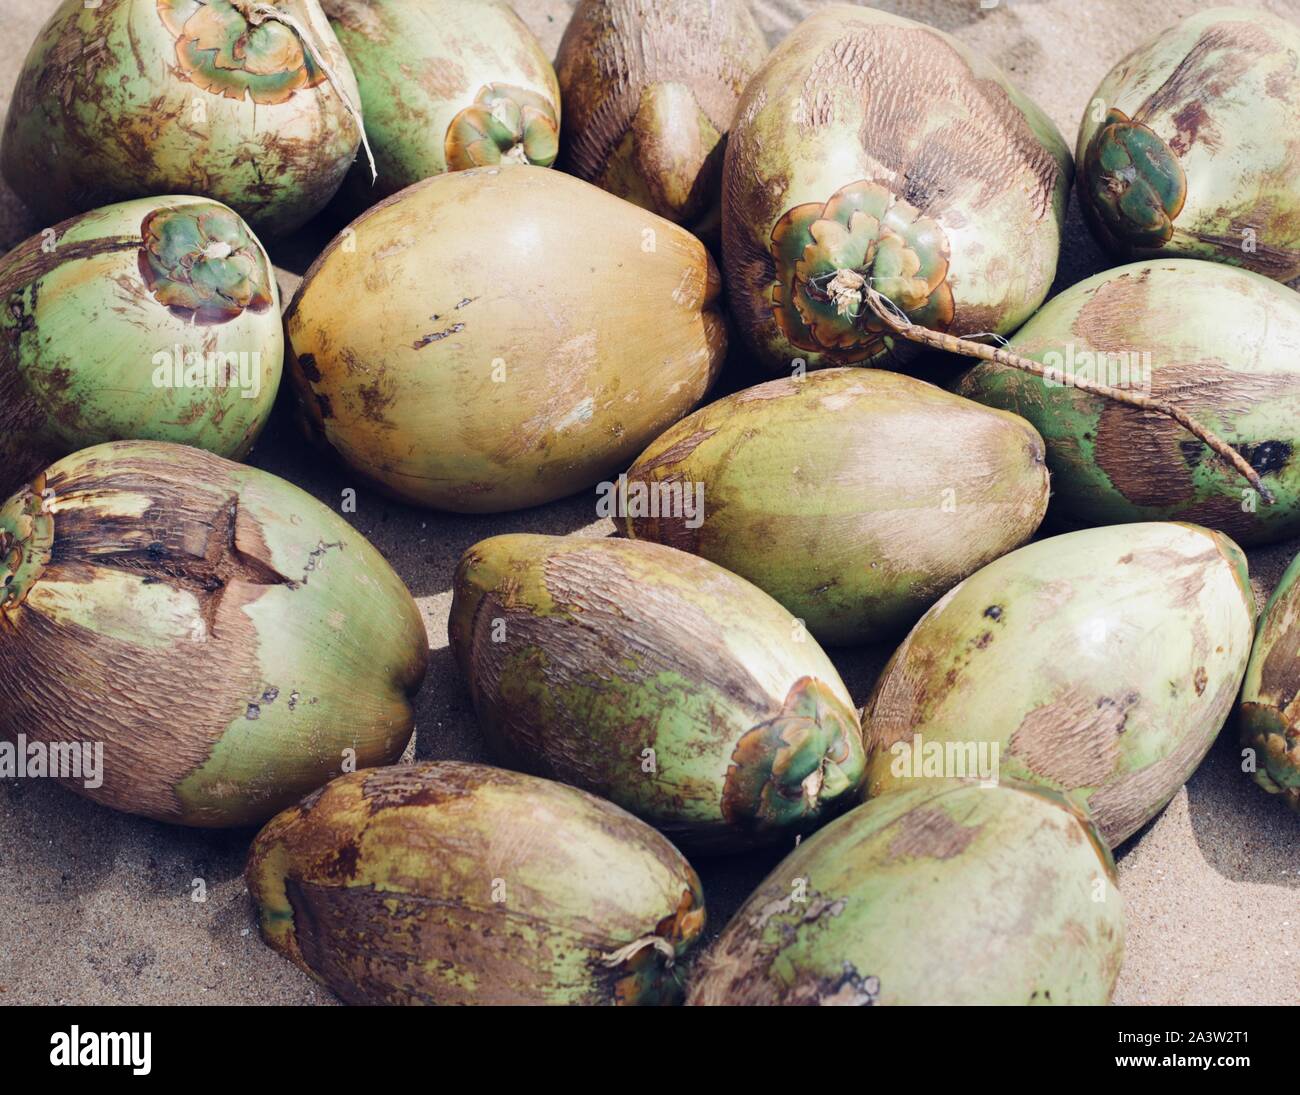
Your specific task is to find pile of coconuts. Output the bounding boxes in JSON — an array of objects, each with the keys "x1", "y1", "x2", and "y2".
[{"x1": 1, "y1": 0, "x2": 1299, "y2": 1007}]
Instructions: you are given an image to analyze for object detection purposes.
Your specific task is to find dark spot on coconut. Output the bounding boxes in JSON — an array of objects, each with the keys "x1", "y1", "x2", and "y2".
[
  {"x1": 297, "y1": 353, "x2": 322, "y2": 382},
  {"x1": 983, "y1": 605, "x2": 1002, "y2": 621},
  {"x1": 325, "y1": 841, "x2": 361, "y2": 882},
  {"x1": 298, "y1": 784, "x2": 328, "y2": 813},
  {"x1": 1179, "y1": 439, "x2": 1205, "y2": 469},
  {"x1": 809, "y1": 963, "x2": 880, "y2": 1005},
  {"x1": 359, "y1": 763, "x2": 478, "y2": 813},
  {"x1": 246, "y1": 703, "x2": 261, "y2": 720},
  {"x1": 1239, "y1": 439, "x2": 1291, "y2": 476},
  {"x1": 315, "y1": 392, "x2": 334, "y2": 419},
  {"x1": 1168, "y1": 100, "x2": 1213, "y2": 156},
  {"x1": 355, "y1": 376, "x2": 396, "y2": 424},
  {"x1": 1089, "y1": 681, "x2": 1235, "y2": 845},
  {"x1": 413, "y1": 323, "x2": 465, "y2": 349},
  {"x1": 1194, "y1": 667, "x2": 1208, "y2": 696}
]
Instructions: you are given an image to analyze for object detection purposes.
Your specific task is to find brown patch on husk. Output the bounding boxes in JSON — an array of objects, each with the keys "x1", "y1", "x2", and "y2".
[
  {"x1": 884, "y1": 805, "x2": 979, "y2": 862},
  {"x1": 1132, "y1": 19, "x2": 1274, "y2": 127},
  {"x1": 1088, "y1": 689, "x2": 1231, "y2": 846},
  {"x1": 1091, "y1": 363, "x2": 1295, "y2": 516},
  {"x1": 0, "y1": 444, "x2": 287, "y2": 820},
  {"x1": 1008, "y1": 687, "x2": 1134, "y2": 788}
]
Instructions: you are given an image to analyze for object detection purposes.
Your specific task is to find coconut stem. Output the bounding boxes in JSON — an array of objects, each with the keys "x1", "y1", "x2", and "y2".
[
  {"x1": 599, "y1": 934, "x2": 677, "y2": 969},
  {"x1": 244, "y1": 2, "x2": 378, "y2": 184},
  {"x1": 861, "y1": 284, "x2": 1276, "y2": 506}
]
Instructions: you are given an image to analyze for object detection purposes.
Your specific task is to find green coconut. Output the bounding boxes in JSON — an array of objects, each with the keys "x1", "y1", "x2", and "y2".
[
  {"x1": 1, "y1": 0, "x2": 363, "y2": 237},
  {"x1": 448, "y1": 534, "x2": 865, "y2": 853},
  {"x1": 0, "y1": 196, "x2": 282, "y2": 498},
  {"x1": 1077, "y1": 7, "x2": 1300, "y2": 280},
  {"x1": 688, "y1": 782, "x2": 1124, "y2": 1005},
  {"x1": 247, "y1": 762, "x2": 706, "y2": 1005},
  {"x1": 1239, "y1": 548, "x2": 1300, "y2": 812},
  {"x1": 0, "y1": 440, "x2": 428, "y2": 826},
  {"x1": 722, "y1": 3, "x2": 1071, "y2": 374},
  {"x1": 955, "y1": 259, "x2": 1300, "y2": 545},
  {"x1": 621, "y1": 368, "x2": 1049, "y2": 645},
  {"x1": 862, "y1": 522, "x2": 1254, "y2": 847},
  {"x1": 323, "y1": 0, "x2": 560, "y2": 208}
]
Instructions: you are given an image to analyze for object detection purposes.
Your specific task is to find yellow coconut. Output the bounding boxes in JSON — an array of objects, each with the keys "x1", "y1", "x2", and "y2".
[{"x1": 285, "y1": 166, "x2": 726, "y2": 511}]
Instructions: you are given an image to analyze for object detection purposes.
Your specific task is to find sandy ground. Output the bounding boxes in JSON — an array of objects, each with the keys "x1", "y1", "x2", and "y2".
[{"x1": 2, "y1": 0, "x2": 1300, "y2": 1006}]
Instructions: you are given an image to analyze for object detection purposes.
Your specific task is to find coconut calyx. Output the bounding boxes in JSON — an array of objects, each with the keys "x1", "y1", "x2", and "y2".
[
  {"x1": 138, "y1": 204, "x2": 275, "y2": 325},
  {"x1": 444, "y1": 84, "x2": 560, "y2": 170},
  {"x1": 1083, "y1": 108, "x2": 1187, "y2": 249},
  {"x1": 224, "y1": 1, "x2": 377, "y2": 182},
  {"x1": 721, "y1": 676, "x2": 865, "y2": 834},
  {"x1": 770, "y1": 180, "x2": 955, "y2": 364},
  {"x1": 0, "y1": 473, "x2": 53, "y2": 614},
  {"x1": 601, "y1": 887, "x2": 706, "y2": 1005}
]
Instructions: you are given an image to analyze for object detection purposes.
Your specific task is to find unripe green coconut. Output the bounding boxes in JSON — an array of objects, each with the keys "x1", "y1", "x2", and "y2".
[
  {"x1": 688, "y1": 782, "x2": 1124, "y2": 1005},
  {"x1": 323, "y1": 0, "x2": 560, "y2": 208},
  {"x1": 955, "y1": 259, "x2": 1300, "y2": 546},
  {"x1": 862, "y1": 522, "x2": 1254, "y2": 847},
  {"x1": 722, "y1": 3, "x2": 1071, "y2": 374},
  {"x1": 622, "y1": 368, "x2": 1049, "y2": 645},
  {"x1": 1239, "y1": 548, "x2": 1300, "y2": 812},
  {"x1": 1, "y1": 0, "x2": 362, "y2": 237},
  {"x1": 1077, "y1": 7, "x2": 1300, "y2": 280},
  {"x1": 0, "y1": 196, "x2": 282, "y2": 498},
  {"x1": 0, "y1": 441, "x2": 428, "y2": 826},
  {"x1": 449, "y1": 534, "x2": 865, "y2": 852},
  {"x1": 247, "y1": 762, "x2": 706, "y2": 1005}
]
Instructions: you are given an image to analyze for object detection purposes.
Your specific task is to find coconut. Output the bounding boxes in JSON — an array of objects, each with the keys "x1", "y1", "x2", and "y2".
[
  {"x1": 722, "y1": 3, "x2": 1071, "y2": 374},
  {"x1": 0, "y1": 196, "x2": 282, "y2": 498},
  {"x1": 448, "y1": 534, "x2": 865, "y2": 852},
  {"x1": 862, "y1": 522, "x2": 1254, "y2": 847},
  {"x1": 323, "y1": 0, "x2": 560, "y2": 208},
  {"x1": 555, "y1": 0, "x2": 767, "y2": 241},
  {"x1": 1076, "y1": 6, "x2": 1300, "y2": 280},
  {"x1": 1, "y1": 0, "x2": 363, "y2": 237},
  {"x1": 285, "y1": 166, "x2": 726, "y2": 512},
  {"x1": 0, "y1": 441, "x2": 428, "y2": 826},
  {"x1": 621, "y1": 368, "x2": 1049, "y2": 645},
  {"x1": 247, "y1": 762, "x2": 706, "y2": 1005},
  {"x1": 688, "y1": 783, "x2": 1123, "y2": 1005}
]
